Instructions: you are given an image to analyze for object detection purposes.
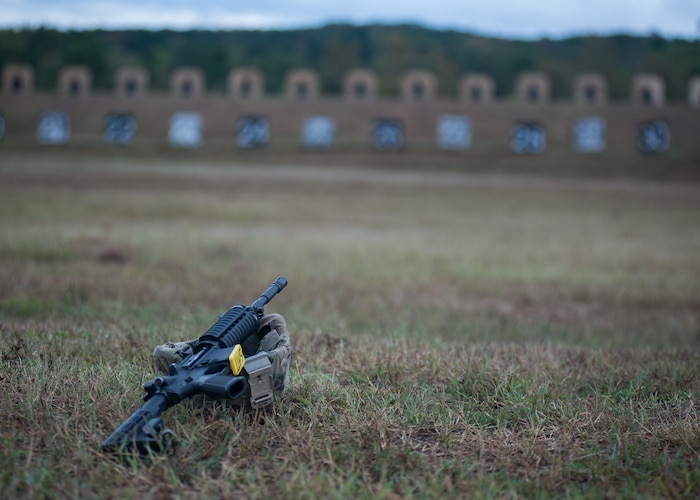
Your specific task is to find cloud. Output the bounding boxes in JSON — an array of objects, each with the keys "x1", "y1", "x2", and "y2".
[
  {"x1": 0, "y1": 2, "x2": 306, "y2": 30},
  {"x1": 0, "y1": 0, "x2": 698, "y2": 38}
]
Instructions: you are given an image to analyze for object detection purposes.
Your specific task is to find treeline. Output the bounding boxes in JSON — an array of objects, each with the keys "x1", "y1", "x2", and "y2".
[{"x1": 1, "y1": 24, "x2": 699, "y2": 100}]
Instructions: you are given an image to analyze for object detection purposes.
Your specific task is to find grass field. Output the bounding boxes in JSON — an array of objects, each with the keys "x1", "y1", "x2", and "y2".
[{"x1": 1, "y1": 153, "x2": 699, "y2": 498}]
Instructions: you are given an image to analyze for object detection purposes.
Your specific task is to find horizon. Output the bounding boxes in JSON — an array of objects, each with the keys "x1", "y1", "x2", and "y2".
[
  {"x1": 1, "y1": 1, "x2": 698, "y2": 41},
  {"x1": 0, "y1": 21, "x2": 697, "y2": 42}
]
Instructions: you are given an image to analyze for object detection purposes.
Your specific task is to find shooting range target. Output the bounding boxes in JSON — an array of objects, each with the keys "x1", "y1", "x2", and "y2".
[
  {"x1": 37, "y1": 111, "x2": 70, "y2": 144},
  {"x1": 103, "y1": 113, "x2": 136, "y2": 145},
  {"x1": 371, "y1": 119, "x2": 404, "y2": 150},
  {"x1": 436, "y1": 114, "x2": 472, "y2": 150},
  {"x1": 168, "y1": 112, "x2": 203, "y2": 148},
  {"x1": 236, "y1": 116, "x2": 270, "y2": 148},
  {"x1": 301, "y1": 116, "x2": 335, "y2": 149},
  {"x1": 572, "y1": 117, "x2": 606, "y2": 153},
  {"x1": 511, "y1": 122, "x2": 546, "y2": 154},
  {"x1": 637, "y1": 120, "x2": 670, "y2": 154}
]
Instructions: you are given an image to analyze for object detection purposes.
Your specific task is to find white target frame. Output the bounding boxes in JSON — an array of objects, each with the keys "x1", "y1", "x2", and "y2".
[
  {"x1": 436, "y1": 114, "x2": 472, "y2": 150},
  {"x1": 572, "y1": 117, "x2": 606, "y2": 153},
  {"x1": 37, "y1": 111, "x2": 70, "y2": 145},
  {"x1": 301, "y1": 116, "x2": 335, "y2": 149},
  {"x1": 168, "y1": 112, "x2": 203, "y2": 148}
]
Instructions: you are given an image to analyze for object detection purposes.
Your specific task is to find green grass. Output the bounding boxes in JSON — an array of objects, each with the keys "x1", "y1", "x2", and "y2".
[{"x1": 1, "y1": 156, "x2": 699, "y2": 498}]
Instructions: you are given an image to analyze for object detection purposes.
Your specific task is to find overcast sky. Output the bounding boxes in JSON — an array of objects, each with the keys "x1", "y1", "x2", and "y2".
[{"x1": 1, "y1": 0, "x2": 699, "y2": 39}]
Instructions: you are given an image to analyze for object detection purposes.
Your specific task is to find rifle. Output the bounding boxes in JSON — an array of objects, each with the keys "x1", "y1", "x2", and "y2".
[{"x1": 101, "y1": 276, "x2": 288, "y2": 455}]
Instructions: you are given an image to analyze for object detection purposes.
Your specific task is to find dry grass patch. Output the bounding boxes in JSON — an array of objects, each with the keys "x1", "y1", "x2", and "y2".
[{"x1": 0, "y1": 156, "x2": 699, "y2": 497}]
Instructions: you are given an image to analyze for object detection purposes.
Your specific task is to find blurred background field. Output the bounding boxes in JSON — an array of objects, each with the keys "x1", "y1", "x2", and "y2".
[
  {"x1": 2, "y1": 153, "x2": 699, "y2": 349},
  {"x1": 3, "y1": 4, "x2": 700, "y2": 495},
  {"x1": 1, "y1": 153, "x2": 700, "y2": 496}
]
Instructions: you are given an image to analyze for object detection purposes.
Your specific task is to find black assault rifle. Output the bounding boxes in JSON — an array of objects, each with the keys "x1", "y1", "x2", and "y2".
[{"x1": 101, "y1": 276, "x2": 288, "y2": 455}]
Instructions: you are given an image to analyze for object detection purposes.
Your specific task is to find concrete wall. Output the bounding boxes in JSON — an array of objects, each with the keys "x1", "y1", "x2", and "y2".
[
  {"x1": 460, "y1": 74, "x2": 496, "y2": 105},
  {"x1": 115, "y1": 67, "x2": 149, "y2": 98},
  {"x1": 284, "y1": 69, "x2": 320, "y2": 101},
  {"x1": 631, "y1": 74, "x2": 665, "y2": 106},
  {"x1": 1, "y1": 66, "x2": 699, "y2": 174},
  {"x1": 400, "y1": 70, "x2": 437, "y2": 103},
  {"x1": 228, "y1": 68, "x2": 264, "y2": 100},
  {"x1": 1, "y1": 64, "x2": 34, "y2": 95},
  {"x1": 343, "y1": 69, "x2": 378, "y2": 101},
  {"x1": 170, "y1": 68, "x2": 205, "y2": 99},
  {"x1": 515, "y1": 72, "x2": 551, "y2": 104},
  {"x1": 573, "y1": 73, "x2": 607, "y2": 106},
  {"x1": 57, "y1": 66, "x2": 91, "y2": 97}
]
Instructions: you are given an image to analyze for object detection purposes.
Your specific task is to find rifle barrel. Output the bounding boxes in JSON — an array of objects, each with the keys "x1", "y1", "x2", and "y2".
[{"x1": 252, "y1": 276, "x2": 288, "y2": 311}]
